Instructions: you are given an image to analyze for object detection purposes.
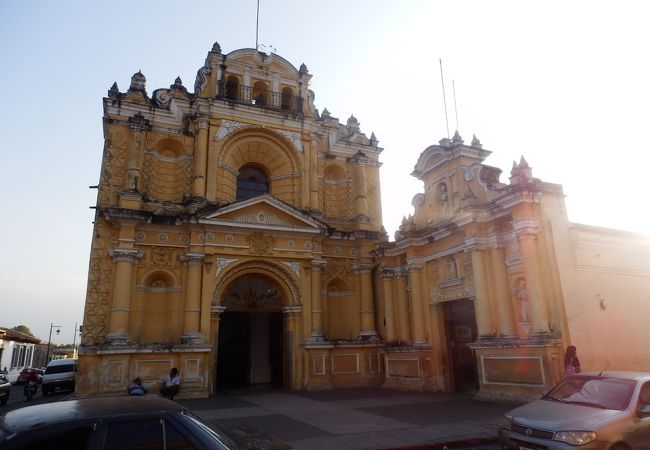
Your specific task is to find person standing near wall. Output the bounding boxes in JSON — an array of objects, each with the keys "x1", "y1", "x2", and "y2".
[{"x1": 564, "y1": 345, "x2": 581, "y2": 378}]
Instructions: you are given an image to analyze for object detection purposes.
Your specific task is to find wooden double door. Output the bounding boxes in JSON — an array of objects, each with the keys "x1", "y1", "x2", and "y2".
[{"x1": 443, "y1": 299, "x2": 479, "y2": 393}]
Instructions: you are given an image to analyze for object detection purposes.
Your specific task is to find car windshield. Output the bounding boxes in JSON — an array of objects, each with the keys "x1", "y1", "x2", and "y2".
[
  {"x1": 544, "y1": 375, "x2": 637, "y2": 411},
  {"x1": 45, "y1": 364, "x2": 74, "y2": 375}
]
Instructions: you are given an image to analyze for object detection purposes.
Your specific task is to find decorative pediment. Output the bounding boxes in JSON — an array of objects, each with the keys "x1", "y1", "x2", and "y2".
[
  {"x1": 412, "y1": 134, "x2": 491, "y2": 181},
  {"x1": 226, "y1": 49, "x2": 302, "y2": 78},
  {"x1": 412, "y1": 147, "x2": 450, "y2": 180},
  {"x1": 199, "y1": 194, "x2": 327, "y2": 234}
]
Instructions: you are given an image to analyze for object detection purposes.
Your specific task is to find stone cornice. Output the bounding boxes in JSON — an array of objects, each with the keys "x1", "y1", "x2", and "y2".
[
  {"x1": 195, "y1": 117, "x2": 210, "y2": 129},
  {"x1": 464, "y1": 234, "x2": 498, "y2": 252},
  {"x1": 493, "y1": 187, "x2": 543, "y2": 211},
  {"x1": 108, "y1": 248, "x2": 144, "y2": 263},
  {"x1": 351, "y1": 263, "x2": 374, "y2": 273},
  {"x1": 181, "y1": 252, "x2": 205, "y2": 266},
  {"x1": 310, "y1": 259, "x2": 327, "y2": 270},
  {"x1": 513, "y1": 218, "x2": 540, "y2": 238},
  {"x1": 405, "y1": 257, "x2": 424, "y2": 271},
  {"x1": 210, "y1": 305, "x2": 226, "y2": 315}
]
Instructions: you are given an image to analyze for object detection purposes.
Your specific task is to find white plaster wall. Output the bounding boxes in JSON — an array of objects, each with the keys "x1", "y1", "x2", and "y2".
[{"x1": 558, "y1": 225, "x2": 650, "y2": 371}]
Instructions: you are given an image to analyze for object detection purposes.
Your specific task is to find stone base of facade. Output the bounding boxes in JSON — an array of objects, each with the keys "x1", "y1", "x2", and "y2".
[
  {"x1": 105, "y1": 333, "x2": 133, "y2": 346},
  {"x1": 303, "y1": 341, "x2": 384, "y2": 390},
  {"x1": 77, "y1": 345, "x2": 212, "y2": 398},
  {"x1": 470, "y1": 338, "x2": 563, "y2": 402},
  {"x1": 382, "y1": 346, "x2": 444, "y2": 392},
  {"x1": 180, "y1": 332, "x2": 204, "y2": 345}
]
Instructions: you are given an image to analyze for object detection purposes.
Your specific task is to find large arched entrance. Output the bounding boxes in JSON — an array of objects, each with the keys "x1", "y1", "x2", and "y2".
[{"x1": 216, "y1": 275, "x2": 285, "y2": 390}]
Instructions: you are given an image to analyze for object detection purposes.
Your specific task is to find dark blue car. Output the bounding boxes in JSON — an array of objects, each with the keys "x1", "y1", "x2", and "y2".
[{"x1": 0, "y1": 396, "x2": 238, "y2": 449}]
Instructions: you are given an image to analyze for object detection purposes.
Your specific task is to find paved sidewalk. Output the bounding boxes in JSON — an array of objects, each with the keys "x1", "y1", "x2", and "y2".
[{"x1": 178, "y1": 388, "x2": 517, "y2": 450}]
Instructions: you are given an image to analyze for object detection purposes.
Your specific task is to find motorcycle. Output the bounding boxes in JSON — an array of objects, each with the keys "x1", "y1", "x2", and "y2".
[{"x1": 24, "y1": 380, "x2": 38, "y2": 401}]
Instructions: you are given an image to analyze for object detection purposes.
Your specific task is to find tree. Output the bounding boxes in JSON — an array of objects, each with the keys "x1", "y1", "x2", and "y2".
[{"x1": 12, "y1": 325, "x2": 35, "y2": 337}]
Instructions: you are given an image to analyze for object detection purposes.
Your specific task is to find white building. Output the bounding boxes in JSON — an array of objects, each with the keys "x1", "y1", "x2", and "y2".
[{"x1": 0, "y1": 327, "x2": 40, "y2": 383}]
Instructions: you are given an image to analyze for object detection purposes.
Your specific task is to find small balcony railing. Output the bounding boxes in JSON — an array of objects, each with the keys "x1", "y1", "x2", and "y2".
[{"x1": 215, "y1": 82, "x2": 304, "y2": 115}]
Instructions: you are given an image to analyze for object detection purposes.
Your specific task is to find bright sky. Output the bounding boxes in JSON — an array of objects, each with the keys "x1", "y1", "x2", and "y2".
[{"x1": 1, "y1": 1, "x2": 648, "y2": 345}]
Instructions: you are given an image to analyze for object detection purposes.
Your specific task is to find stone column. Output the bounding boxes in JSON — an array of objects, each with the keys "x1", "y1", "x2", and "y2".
[
  {"x1": 470, "y1": 249, "x2": 494, "y2": 338},
  {"x1": 379, "y1": 270, "x2": 396, "y2": 342},
  {"x1": 243, "y1": 68, "x2": 251, "y2": 103},
  {"x1": 490, "y1": 247, "x2": 516, "y2": 337},
  {"x1": 356, "y1": 263, "x2": 378, "y2": 339},
  {"x1": 210, "y1": 305, "x2": 225, "y2": 395},
  {"x1": 407, "y1": 262, "x2": 427, "y2": 346},
  {"x1": 283, "y1": 306, "x2": 302, "y2": 389},
  {"x1": 516, "y1": 222, "x2": 549, "y2": 335},
  {"x1": 309, "y1": 140, "x2": 319, "y2": 209},
  {"x1": 272, "y1": 76, "x2": 280, "y2": 108},
  {"x1": 192, "y1": 118, "x2": 209, "y2": 198},
  {"x1": 181, "y1": 253, "x2": 205, "y2": 344},
  {"x1": 427, "y1": 301, "x2": 446, "y2": 390},
  {"x1": 354, "y1": 160, "x2": 369, "y2": 219},
  {"x1": 395, "y1": 270, "x2": 411, "y2": 343},
  {"x1": 308, "y1": 259, "x2": 327, "y2": 342},
  {"x1": 107, "y1": 248, "x2": 142, "y2": 345}
]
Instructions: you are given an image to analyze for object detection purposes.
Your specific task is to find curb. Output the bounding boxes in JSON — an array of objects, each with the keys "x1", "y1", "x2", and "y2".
[{"x1": 378, "y1": 436, "x2": 498, "y2": 450}]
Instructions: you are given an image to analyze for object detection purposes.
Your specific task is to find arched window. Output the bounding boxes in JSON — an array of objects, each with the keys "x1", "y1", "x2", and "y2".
[
  {"x1": 237, "y1": 165, "x2": 268, "y2": 201},
  {"x1": 225, "y1": 76, "x2": 239, "y2": 100},
  {"x1": 280, "y1": 87, "x2": 293, "y2": 111},
  {"x1": 252, "y1": 81, "x2": 269, "y2": 106}
]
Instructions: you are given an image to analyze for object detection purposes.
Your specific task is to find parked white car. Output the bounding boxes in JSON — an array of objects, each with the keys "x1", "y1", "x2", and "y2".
[{"x1": 42, "y1": 358, "x2": 77, "y2": 396}]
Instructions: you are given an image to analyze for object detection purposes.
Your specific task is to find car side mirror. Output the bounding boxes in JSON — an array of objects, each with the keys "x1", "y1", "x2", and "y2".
[{"x1": 638, "y1": 404, "x2": 650, "y2": 418}]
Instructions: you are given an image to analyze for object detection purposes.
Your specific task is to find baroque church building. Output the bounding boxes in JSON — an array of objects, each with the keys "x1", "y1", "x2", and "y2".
[{"x1": 79, "y1": 41, "x2": 650, "y2": 400}]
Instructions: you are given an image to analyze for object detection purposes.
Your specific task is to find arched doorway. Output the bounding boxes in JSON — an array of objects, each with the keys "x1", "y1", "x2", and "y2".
[{"x1": 216, "y1": 275, "x2": 285, "y2": 390}]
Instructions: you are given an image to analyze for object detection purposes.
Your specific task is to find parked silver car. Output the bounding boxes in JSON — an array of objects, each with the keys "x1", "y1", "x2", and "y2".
[{"x1": 499, "y1": 371, "x2": 650, "y2": 450}]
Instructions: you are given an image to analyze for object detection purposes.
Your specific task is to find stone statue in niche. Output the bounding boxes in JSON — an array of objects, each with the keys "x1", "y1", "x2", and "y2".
[
  {"x1": 515, "y1": 277, "x2": 530, "y2": 322},
  {"x1": 447, "y1": 257, "x2": 458, "y2": 280},
  {"x1": 438, "y1": 183, "x2": 449, "y2": 212}
]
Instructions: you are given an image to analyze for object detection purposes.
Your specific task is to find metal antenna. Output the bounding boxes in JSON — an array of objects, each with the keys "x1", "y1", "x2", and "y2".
[
  {"x1": 452, "y1": 79, "x2": 459, "y2": 132},
  {"x1": 439, "y1": 58, "x2": 450, "y2": 139},
  {"x1": 255, "y1": 0, "x2": 260, "y2": 50}
]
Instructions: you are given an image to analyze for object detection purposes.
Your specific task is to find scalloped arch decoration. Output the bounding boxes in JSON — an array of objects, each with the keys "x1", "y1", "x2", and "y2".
[
  {"x1": 153, "y1": 137, "x2": 186, "y2": 158},
  {"x1": 212, "y1": 259, "x2": 302, "y2": 308},
  {"x1": 215, "y1": 128, "x2": 302, "y2": 205},
  {"x1": 141, "y1": 270, "x2": 179, "y2": 288}
]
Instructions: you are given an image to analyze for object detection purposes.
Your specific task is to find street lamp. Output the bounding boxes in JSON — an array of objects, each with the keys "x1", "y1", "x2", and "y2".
[{"x1": 45, "y1": 323, "x2": 61, "y2": 364}]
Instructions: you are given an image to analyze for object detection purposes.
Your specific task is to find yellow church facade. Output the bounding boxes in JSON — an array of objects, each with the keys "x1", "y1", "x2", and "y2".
[
  {"x1": 78, "y1": 43, "x2": 385, "y2": 397},
  {"x1": 78, "y1": 41, "x2": 650, "y2": 400}
]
